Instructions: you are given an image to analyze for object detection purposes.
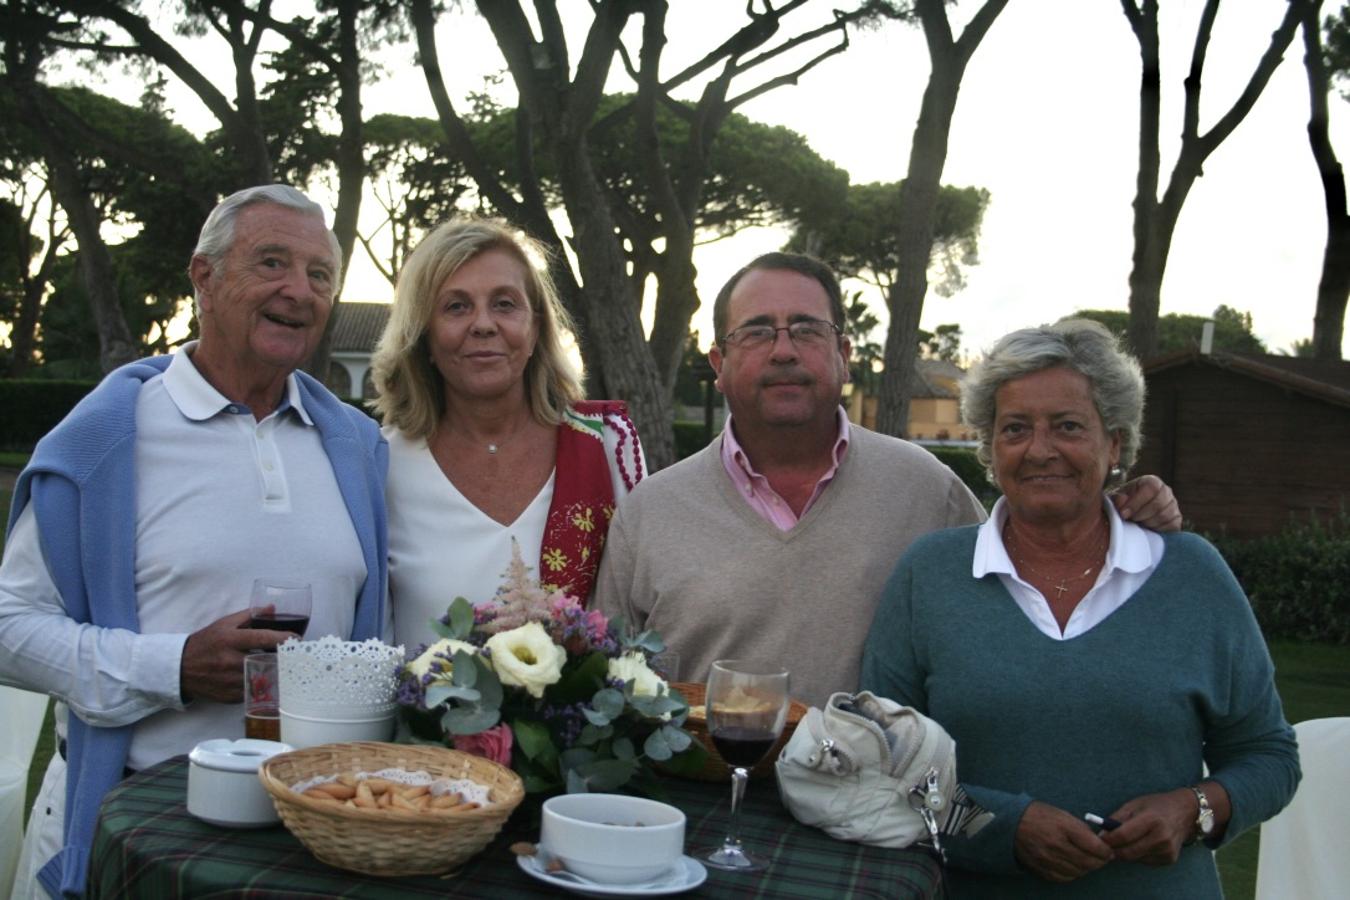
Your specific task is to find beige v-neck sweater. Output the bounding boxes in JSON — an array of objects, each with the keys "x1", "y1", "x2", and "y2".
[{"x1": 594, "y1": 426, "x2": 986, "y2": 706}]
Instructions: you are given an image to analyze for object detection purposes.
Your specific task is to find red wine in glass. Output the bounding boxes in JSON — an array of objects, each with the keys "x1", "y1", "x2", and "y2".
[
  {"x1": 710, "y1": 727, "x2": 777, "y2": 768},
  {"x1": 248, "y1": 580, "x2": 313, "y2": 641},
  {"x1": 247, "y1": 612, "x2": 311, "y2": 636},
  {"x1": 702, "y1": 660, "x2": 789, "y2": 873}
]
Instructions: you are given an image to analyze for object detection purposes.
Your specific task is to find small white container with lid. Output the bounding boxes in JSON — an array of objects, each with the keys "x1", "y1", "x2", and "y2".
[{"x1": 187, "y1": 738, "x2": 292, "y2": 828}]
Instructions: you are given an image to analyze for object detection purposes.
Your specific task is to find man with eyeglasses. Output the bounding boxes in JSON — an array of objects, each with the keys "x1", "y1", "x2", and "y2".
[{"x1": 593, "y1": 252, "x2": 1179, "y2": 706}]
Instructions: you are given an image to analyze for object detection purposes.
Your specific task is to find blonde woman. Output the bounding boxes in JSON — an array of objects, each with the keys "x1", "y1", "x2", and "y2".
[{"x1": 372, "y1": 219, "x2": 644, "y2": 649}]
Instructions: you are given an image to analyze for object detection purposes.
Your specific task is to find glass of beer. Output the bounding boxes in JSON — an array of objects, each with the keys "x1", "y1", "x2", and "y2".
[{"x1": 244, "y1": 651, "x2": 280, "y2": 742}]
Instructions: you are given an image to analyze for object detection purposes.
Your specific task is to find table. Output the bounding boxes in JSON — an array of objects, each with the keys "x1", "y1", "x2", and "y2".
[{"x1": 88, "y1": 757, "x2": 942, "y2": 898}]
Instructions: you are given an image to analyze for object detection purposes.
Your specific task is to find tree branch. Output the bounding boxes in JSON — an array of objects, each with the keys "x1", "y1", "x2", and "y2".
[
  {"x1": 1196, "y1": 0, "x2": 1305, "y2": 156},
  {"x1": 410, "y1": 0, "x2": 525, "y2": 221}
]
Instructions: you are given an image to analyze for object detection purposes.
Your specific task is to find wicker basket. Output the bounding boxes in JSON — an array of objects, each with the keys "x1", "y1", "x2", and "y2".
[
  {"x1": 670, "y1": 682, "x2": 808, "y2": 782},
  {"x1": 259, "y1": 741, "x2": 524, "y2": 877}
]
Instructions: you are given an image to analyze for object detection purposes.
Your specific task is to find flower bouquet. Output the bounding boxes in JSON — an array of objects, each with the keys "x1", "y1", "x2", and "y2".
[{"x1": 396, "y1": 545, "x2": 704, "y2": 794}]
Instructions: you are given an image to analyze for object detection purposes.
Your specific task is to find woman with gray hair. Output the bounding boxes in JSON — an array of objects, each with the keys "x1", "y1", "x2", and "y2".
[
  {"x1": 370, "y1": 218, "x2": 644, "y2": 649},
  {"x1": 861, "y1": 318, "x2": 1298, "y2": 897}
]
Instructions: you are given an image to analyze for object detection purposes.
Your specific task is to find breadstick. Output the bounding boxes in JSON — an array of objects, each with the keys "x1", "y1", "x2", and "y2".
[
  {"x1": 429, "y1": 793, "x2": 463, "y2": 809},
  {"x1": 353, "y1": 781, "x2": 378, "y2": 808},
  {"x1": 312, "y1": 782, "x2": 356, "y2": 800}
]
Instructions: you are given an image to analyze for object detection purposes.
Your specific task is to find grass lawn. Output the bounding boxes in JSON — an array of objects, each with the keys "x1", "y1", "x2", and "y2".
[{"x1": 1, "y1": 477, "x2": 1346, "y2": 895}]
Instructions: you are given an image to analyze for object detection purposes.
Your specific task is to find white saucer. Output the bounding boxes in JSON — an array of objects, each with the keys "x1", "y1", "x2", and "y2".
[{"x1": 516, "y1": 854, "x2": 708, "y2": 897}]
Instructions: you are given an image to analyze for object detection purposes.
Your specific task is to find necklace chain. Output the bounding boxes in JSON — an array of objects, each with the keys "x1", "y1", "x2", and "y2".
[{"x1": 1003, "y1": 523, "x2": 1109, "y2": 602}]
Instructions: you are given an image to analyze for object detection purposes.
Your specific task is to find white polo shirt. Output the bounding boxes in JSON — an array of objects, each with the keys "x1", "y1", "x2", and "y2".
[{"x1": 0, "y1": 345, "x2": 367, "y2": 769}]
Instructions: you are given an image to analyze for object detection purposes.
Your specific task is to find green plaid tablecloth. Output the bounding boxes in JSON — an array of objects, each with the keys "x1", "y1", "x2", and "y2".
[{"x1": 88, "y1": 756, "x2": 941, "y2": 899}]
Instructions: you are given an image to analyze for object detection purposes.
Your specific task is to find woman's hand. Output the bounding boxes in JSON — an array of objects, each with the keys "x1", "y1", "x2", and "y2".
[
  {"x1": 1015, "y1": 801, "x2": 1113, "y2": 883},
  {"x1": 1103, "y1": 784, "x2": 1228, "y2": 865},
  {"x1": 1110, "y1": 474, "x2": 1182, "y2": 532}
]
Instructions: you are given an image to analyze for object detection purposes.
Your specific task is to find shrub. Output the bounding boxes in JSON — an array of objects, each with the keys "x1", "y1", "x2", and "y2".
[
  {"x1": 925, "y1": 446, "x2": 999, "y2": 507},
  {"x1": 0, "y1": 380, "x2": 98, "y2": 450},
  {"x1": 1207, "y1": 513, "x2": 1350, "y2": 645},
  {"x1": 673, "y1": 420, "x2": 713, "y2": 460}
]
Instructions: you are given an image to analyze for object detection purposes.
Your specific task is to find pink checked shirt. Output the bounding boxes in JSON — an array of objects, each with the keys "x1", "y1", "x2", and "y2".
[{"x1": 720, "y1": 407, "x2": 851, "y2": 531}]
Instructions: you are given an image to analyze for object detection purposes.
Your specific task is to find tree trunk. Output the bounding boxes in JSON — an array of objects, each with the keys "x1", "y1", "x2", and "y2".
[
  {"x1": 1125, "y1": 0, "x2": 1303, "y2": 359},
  {"x1": 1124, "y1": 0, "x2": 1163, "y2": 359},
  {"x1": 7, "y1": 279, "x2": 47, "y2": 377},
  {"x1": 1303, "y1": 1, "x2": 1349, "y2": 360},
  {"x1": 18, "y1": 83, "x2": 137, "y2": 373},
  {"x1": 5, "y1": 196, "x2": 63, "y2": 377},
  {"x1": 879, "y1": 66, "x2": 958, "y2": 438},
  {"x1": 306, "y1": 0, "x2": 367, "y2": 386},
  {"x1": 877, "y1": 0, "x2": 1009, "y2": 437},
  {"x1": 554, "y1": 142, "x2": 677, "y2": 470}
]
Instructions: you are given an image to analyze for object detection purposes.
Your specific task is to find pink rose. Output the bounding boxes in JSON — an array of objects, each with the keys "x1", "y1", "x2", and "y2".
[{"x1": 454, "y1": 723, "x2": 514, "y2": 766}]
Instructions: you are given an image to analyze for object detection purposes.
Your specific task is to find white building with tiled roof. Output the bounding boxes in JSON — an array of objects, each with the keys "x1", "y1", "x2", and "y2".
[{"x1": 325, "y1": 301, "x2": 390, "y2": 399}]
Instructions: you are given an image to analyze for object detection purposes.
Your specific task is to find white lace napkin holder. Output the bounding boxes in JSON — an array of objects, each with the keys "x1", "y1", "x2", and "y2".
[{"x1": 277, "y1": 636, "x2": 403, "y2": 718}]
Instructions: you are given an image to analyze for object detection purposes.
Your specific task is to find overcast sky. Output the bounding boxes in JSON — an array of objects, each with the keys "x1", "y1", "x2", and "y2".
[{"x1": 69, "y1": 0, "x2": 1350, "y2": 359}]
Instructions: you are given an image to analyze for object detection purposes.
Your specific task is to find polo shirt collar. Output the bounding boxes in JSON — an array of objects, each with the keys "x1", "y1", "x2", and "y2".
[
  {"x1": 972, "y1": 494, "x2": 1155, "y2": 579},
  {"x1": 164, "y1": 342, "x2": 314, "y2": 425},
  {"x1": 724, "y1": 406, "x2": 851, "y2": 480}
]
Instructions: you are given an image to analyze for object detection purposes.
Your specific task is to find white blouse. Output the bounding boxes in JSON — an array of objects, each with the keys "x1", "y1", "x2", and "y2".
[
  {"x1": 971, "y1": 497, "x2": 1165, "y2": 640},
  {"x1": 385, "y1": 422, "x2": 641, "y2": 651}
]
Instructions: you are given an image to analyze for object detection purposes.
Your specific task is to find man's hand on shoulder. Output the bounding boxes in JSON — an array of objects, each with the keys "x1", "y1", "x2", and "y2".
[
  {"x1": 180, "y1": 608, "x2": 289, "y2": 704},
  {"x1": 1110, "y1": 474, "x2": 1182, "y2": 533}
]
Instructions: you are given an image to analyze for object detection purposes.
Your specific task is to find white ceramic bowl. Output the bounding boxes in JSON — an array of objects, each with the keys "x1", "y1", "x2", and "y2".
[
  {"x1": 278, "y1": 708, "x2": 396, "y2": 749},
  {"x1": 187, "y1": 738, "x2": 292, "y2": 828},
  {"x1": 540, "y1": 793, "x2": 685, "y2": 884}
]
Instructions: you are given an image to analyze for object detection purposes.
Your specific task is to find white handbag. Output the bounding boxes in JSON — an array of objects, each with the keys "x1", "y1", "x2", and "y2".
[{"x1": 774, "y1": 691, "x2": 991, "y2": 859}]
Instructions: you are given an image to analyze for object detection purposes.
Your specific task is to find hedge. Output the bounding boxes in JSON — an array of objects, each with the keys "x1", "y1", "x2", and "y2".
[
  {"x1": 1207, "y1": 514, "x2": 1350, "y2": 645},
  {"x1": 0, "y1": 380, "x2": 98, "y2": 450}
]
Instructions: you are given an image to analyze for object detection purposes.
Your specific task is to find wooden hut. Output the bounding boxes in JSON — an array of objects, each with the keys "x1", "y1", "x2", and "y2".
[{"x1": 1135, "y1": 349, "x2": 1350, "y2": 538}]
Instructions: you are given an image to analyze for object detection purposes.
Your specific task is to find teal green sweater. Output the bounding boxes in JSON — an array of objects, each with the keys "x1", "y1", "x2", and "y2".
[{"x1": 861, "y1": 528, "x2": 1299, "y2": 899}]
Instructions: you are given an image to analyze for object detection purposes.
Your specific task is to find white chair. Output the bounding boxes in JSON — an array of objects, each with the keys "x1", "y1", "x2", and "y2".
[
  {"x1": 1254, "y1": 717, "x2": 1350, "y2": 900},
  {"x1": 0, "y1": 687, "x2": 49, "y2": 900}
]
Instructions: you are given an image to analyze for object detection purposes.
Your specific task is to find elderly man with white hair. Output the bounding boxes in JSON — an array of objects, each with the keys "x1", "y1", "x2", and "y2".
[{"x1": 0, "y1": 185, "x2": 388, "y2": 898}]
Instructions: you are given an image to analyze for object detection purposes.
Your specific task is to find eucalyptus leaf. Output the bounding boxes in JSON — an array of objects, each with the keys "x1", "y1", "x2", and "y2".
[
  {"x1": 471, "y1": 655, "x2": 504, "y2": 708},
  {"x1": 523, "y1": 773, "x2": 559, "y2": 793},
  {"x1": 442, "y1": 705, "x2": 499, "y2": 735},
  {"x1": 590, "y1": 688, "x2": 625, "y2": 719},
  {"x1": 658, "y1": 741, "x2": 710, "y2": 778},
  {"x1": 581, "y1": 705, "x2": 611, "y2": 727},
  {"x1": 630, "y1": 630, "x2": 666, "y2": 654},
  {"x1": 613, "y1": 737, "x2": 636, "y2": 761},
  {"x1": 578, "y1": 723, "x2": 613, "y2": 746},
  {"x1": 643, "y1": 728, "x2": 673, "y2": 761},
  {"x1": 429, "y1": 619, "x2": 456, "y2": 639},
  {"x1": 560, "y1": 747, "x2": 597, "y2": 771},
  {"x1": 566, "y1": 769, "x2": 590, "y2": 794},
  {"x1": 425, "y1": 682, "x2": 479, "y2": 709},
  {"x1": 552, "y1": 652, "x2": 610, "y2": 703},
  {"x1": 513, "y1": 718, "x2": 556, "y2": 765},
  {"x1": 575, "y1": 758, "x2": 640, "y2": 792},
  {"x1": 630, "y1": 694, "x2": 681, "y2": 718},
  {"x1": 447, "y1": 596, "x2": 475, "y2": 640},
  {"x1": 660, "y1": 725, "x2": 693, "y2": 752},
  {"x1": 451, "y1": 651, "x2": 478, "y2": 689}
]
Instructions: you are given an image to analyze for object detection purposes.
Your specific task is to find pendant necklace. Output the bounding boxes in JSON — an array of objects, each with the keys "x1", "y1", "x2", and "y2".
[{"x1": 1003, "y1": 523, "x2": 1109, "y2": 602}]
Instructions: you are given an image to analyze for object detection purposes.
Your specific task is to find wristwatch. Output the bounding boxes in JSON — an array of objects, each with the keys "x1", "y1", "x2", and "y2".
[{"x1": 1190, "y1": 786, "x2": 1215, "y2": 840}]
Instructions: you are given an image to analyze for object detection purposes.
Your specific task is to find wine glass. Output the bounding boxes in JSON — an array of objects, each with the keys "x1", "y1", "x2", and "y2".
[
  {"x1": 702, "y1": 659, "x2": 789, "y2": 872},
  {"x1": 248, "y1": 580, "x2": 313, "y2": 639}
]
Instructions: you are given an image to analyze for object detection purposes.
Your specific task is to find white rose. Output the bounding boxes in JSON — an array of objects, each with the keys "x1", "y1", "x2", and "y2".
[
  {"x1": 406, "y1": 638, "x2": 478, "y2": 679},
  {"x1": 608, "y1": 652, "x2": 668, "y2": 699},
  {"x1": 484, "y1": 621, "x2": 567, "y2": 698}
]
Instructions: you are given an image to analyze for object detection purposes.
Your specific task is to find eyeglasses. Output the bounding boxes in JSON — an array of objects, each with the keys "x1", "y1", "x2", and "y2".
[{"x1": 720, "y1": 319, "x2": 842, "y2": 350}]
